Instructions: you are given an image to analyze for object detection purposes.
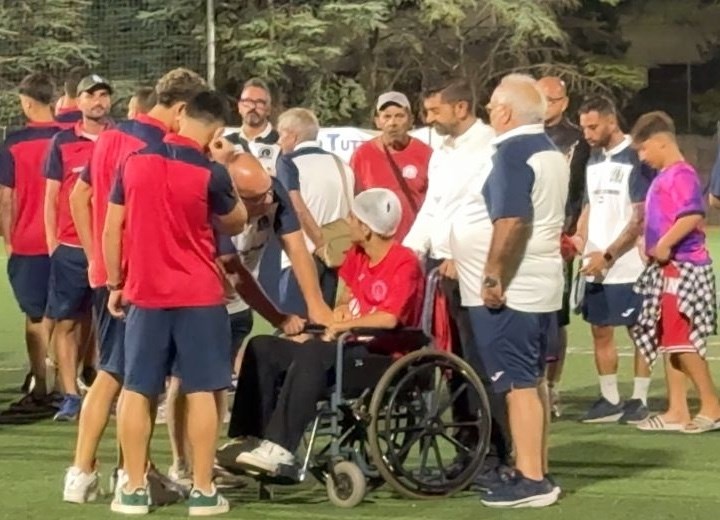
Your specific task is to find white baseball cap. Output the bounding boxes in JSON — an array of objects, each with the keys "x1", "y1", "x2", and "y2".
[
  {"x1": 376, "y1": 91, "x2": 411, "y2": 111},
  {"x1": 352, "y1": 188, "x2": 402, "y2": 237}
]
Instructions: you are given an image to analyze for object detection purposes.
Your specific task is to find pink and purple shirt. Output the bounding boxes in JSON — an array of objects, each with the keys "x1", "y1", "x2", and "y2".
[{"x1": 644, "y1": 161, "x2": 709, "y2": 266}]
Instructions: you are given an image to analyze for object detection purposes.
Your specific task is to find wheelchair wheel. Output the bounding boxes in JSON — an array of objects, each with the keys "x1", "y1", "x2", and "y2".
[
  {"x1": 367, "y1": 349, "x2": 490, "y2": 500},
  {"x1": 326, "y1": 461, "x2": 366, "y2": 508}
]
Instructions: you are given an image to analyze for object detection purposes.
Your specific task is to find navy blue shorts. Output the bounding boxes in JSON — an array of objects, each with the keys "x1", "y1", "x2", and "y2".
[
  {"x1": 124, "y1": 305, "x2": 232, "y2": 396},
  {"x1": 93, "y1": 288, "x2": 125, "y2": 379},
  {"x1": 7, "y1": 254, "x2": 50, "y2": 319},
  {"x1": 581, "y1": 282, "x2": 642, "y2": 327},
  {"x1": 468, "y1": 306, "x2": 552, "y2": 394},
  {"x1": 46, "y1": 245, "x2": 92, "y2": 320}
]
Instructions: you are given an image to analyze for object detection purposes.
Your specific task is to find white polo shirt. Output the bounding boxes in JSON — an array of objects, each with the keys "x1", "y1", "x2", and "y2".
[
  {"x1": 403, "y1": 120, "x2": 495, "y2": 259},
  {"x1": 476, "y1": 124, "x2": 569, "y2": 312},
  {"x1": 275, "y1": 141, "x2": 354, "y2": 270},
  {"x1": 584, "y1": 137, "x2": 653, "y2": 284}
]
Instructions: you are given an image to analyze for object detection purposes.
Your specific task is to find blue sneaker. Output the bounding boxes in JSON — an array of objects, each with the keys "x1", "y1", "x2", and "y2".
[
  {"x1": 618, "y1": 399, "x2": 650, "y2": 425},
  {"x1": 580, "y1": 397, "x2": 624, "y2": 423},
  {"x1": 481, "y1": 472, "x2": 558, "y2": 508},
  {"x1": 53, "y1": 395, "x2": 82, "y2": 422}
]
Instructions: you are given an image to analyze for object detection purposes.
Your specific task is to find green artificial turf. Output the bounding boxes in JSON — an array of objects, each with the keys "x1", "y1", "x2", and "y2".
[{"x1": 2, "y1": 236, "x2": 720, "y2": 519}]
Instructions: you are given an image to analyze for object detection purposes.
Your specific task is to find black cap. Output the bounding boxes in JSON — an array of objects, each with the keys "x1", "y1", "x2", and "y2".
[{"x1": 76, "y1": 74, "x2": 113, "y2": 95}]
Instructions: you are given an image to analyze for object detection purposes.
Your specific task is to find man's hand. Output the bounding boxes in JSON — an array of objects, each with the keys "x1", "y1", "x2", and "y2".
[
  {"x1": 481, "y1": 280, "x2": 505, "y2": 309},
  {"x1": 308, "y1": 302, "x2": 333, "y2": 326},
  {"x1": 209, "y1": 132, "x2": 236, "y2": 165},
  {"x1": 651, "y1": 239, "x2": 672, "y2": 265},
  {"x1": 580, "y1": 251, "x2": 608, "y2": 277},
  {"x1": 279, "y1": 314, "x2": 306, "y2": 336},
  {"x1": 333, "y1": 304, "x2": 352, "y2": 322},
  {"x1": 322, "y1": 322, "x2": 345, "y2": 342},
  {"x1": 107, "y1": 289, "x2": 125, "y2": 319},
  {"x1": 438, "y1": 259, "x2": 458, "y2": 280},
  {"x1": 570, "y1": 234, "x2": 585, "y2": 255}
]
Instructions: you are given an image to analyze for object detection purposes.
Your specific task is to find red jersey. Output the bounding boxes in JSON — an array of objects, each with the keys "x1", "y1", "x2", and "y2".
[
  {"x1": 110, "y1": 134, "x2": 238, "y2": 308},
  {"x1": 44, "y1": 121, "x2": 104, "y2": 247},
  {"x1": 0, "y1": 122, "x2": 64, "y2": 255},
  {"x1": 81, "y1": 114, "x2": 166, "y2": 288},
  {"x1": 339, "y1": 243, "x2": 424, "y2": 353},
  {"x1": 350, "y1": 138, "x2": 431, "y2": 241}
]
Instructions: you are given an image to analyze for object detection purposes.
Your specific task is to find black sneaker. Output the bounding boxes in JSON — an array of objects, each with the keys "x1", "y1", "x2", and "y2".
[
  {"x1": 580, "y1": 397, "x2": 624, "y2": 424},
  {"x1": 20, "y1": 371, "x2": 33, "y2": 393},
  {"x1": 618, "y1": 399, "x2": 650, "y2": 425},
  {"x1": 3, "y1": 393, "x2": 55, "y2": 415},
  {"x1": 481, "y1": 472, "x2": 558, "y2": 508}
]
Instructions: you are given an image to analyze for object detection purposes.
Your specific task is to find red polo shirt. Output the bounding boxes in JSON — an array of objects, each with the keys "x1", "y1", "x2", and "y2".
[
  {"x1": 81, "y1": 114, "x2": 167, "y2": 288},
  {"x1": 110, "y1": 133, "x2": 238, "y2": 308},
  {"x1": 350, "y1": 138, "x2": 431, "y2": 241},
  {"x1": 0, "y1": 122, "x2": 64, "y2": 255},
  {"x1": 44, "y1": 121, "x2": 104, "y2": 247}
]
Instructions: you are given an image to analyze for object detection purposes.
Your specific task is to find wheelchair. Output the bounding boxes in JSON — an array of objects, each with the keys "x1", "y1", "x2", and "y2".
[{"x1": 217, "y1": 269, "x2": 492, "y2": 507}]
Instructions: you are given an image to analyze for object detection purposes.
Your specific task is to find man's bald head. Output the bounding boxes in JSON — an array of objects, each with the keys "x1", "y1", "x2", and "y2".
[
  {"x1": 488, "y1": 74, "x2": 546, "y2": 135},
  {"x1": 226, "y1": 153, "x2": 272, "y2": 199},
  {"x1": 537, "y1": 76, "x2": 569, "y2": 126}
]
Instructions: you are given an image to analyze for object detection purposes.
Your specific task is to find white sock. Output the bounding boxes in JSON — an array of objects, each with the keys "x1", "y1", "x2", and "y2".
[
  {"x1": 631, "y1": 377, "x2": 651, "y2": 405},
  {"x1": 599, "y1": 374, "x2": 620, "y2": 405}
]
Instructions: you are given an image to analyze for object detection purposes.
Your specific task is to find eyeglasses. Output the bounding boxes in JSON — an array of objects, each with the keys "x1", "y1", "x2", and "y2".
[
  {"x1": 546, "y1": 96, "x2": 567, "y2": 104},
  {"x1": 240, "y1": 187, "x2": 272, "y2": 205},
  {"x1": 239, "y1": 98, "x2": 268, "y2": 108}
]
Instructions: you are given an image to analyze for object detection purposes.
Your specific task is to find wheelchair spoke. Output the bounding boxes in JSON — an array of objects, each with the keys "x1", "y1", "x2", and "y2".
[
  {"x1": 444, "y1": 420, "x2": 482, "y2": 428},
  {"x1": 438, "y1": 431, "x2": 473, "y2": 455},
  {"x1": 395, "y1": 429, "x2": 424, "y2": 461},
  {"x1": 437, "y1": 381, "x2": 468, "y2": 418},
  {"x1": 430, "y1": 436, "x2": 447, "y2": 481},
  {"x1": 418, "y1": 435, "x2": 432, "y2": 476}
]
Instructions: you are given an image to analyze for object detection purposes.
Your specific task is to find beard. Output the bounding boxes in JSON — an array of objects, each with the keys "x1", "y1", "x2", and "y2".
[{"x1": 244, "y1": 111, "x2": 266, "y2": 128}]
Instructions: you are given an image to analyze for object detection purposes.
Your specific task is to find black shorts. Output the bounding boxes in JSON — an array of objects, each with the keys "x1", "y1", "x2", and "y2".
[{"x1": 556, "y1": 258, "x2": 573, "y2": 328}]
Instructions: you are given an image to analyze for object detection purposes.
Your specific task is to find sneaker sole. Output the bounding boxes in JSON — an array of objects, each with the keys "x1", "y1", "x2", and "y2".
[
  {"x1": 482, "y1": 490, "x2": 559, "y2": 508},
  {"x1": 581, "y1": 412, "x2": 623, "y2": 424},
  {"x1": 189, "y1": 503, "x2": 230, "y2": 516},
  {"x1": 110, "y1": 501, "x2": 149, "y2": 515}
]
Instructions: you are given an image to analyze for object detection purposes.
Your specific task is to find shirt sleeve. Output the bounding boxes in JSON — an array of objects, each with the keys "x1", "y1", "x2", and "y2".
[
  {"x1": 0, "y1": 145, "x2": 15, "y2": 188},
  {"x1": 402, "y1": 151, "x2": 438, "y2": 253},
  {"x1": 208, "y1": 163, "x2": 238, "y2": 216},
  {"x1": 43, "y1": 136, "x2": 64, "y2": 181},
  {"x1": 271, "y1": 180, "x2": 301, "y2": 235},
  {"x1": 79, "y1": 165, "x2": 91, "y2": 185},
  {"x1": 482, "y1": 149, "x2": 535, "y2": 222},
  {"x1": 213, "y1": 227, "x2": 236, "y2": 257},
  {"x1": 275, "y1": 155, "x2": 300, "y2": 192},
  {"x1": 670, "y1": 166, "x2": 705, "y2": 219},
  {"x1": 375, "y1": 255, "x2": 423, "y2": 325},
  {"x1": 109, "y1": 165, "x2": 125, "y2": 205},
  {"x1": 629, "y1": 161, "x2": 655, "y2": 203}
]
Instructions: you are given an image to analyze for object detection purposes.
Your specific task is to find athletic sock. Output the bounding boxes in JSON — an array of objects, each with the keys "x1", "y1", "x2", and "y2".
[
  {"x1": 599, "y1": 374, "x2": 620, "y2": 405},
  {"x1": 631, "y1": 377, "x2": 651, "y2": 405}
]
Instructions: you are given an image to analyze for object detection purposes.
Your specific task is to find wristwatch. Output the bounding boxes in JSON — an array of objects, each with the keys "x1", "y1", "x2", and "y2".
[
  {"x1": 107, "y1": 281, "x2": 124, "y2": 291},
  {"x1": 602, "y1": 251, "x2": 614, "y2": 264},
  {"x1": 482, "y1": 276, "x2": 499, "y2": 288}
]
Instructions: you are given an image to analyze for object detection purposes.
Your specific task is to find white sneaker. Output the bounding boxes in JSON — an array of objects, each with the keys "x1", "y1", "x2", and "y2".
[
  {"x1": 63, "y1": 466, "x2": 100, "y2": 504},
  {"x1": 110, "y1": 467, "x2": 128, "y2": 499},
  {"x1": 168, "y1": 462, "x2": 192, "y2": 488},
  {"x1": 235, "y1": 440, "x2": 295, "y2": 474}
]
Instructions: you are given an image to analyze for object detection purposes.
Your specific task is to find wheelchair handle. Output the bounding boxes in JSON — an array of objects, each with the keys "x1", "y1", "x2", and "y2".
[
  {"x1": 420, "y1": 267, "x2": 441, "y2": 338},
  {"x1": 302, "y1": 323, "x2": 327, "y2": 335}
]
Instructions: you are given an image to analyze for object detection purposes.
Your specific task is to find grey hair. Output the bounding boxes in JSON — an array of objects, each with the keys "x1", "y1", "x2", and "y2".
[
  {"x1": 277, "y1": 108, "x2": 320, "y2": 142},
  {"x1": 495, "y1": 73, "x2": 547, "y2": 124}
]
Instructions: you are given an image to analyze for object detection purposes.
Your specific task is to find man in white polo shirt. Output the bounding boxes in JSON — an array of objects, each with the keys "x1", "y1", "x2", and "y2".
[
  {"x1": 467, "y1": 74, "x2": 568, "y2": 508},
  {"x1": 275, "y1": 107, "x2": 355, "y2": 316},
  {"x1": 574, "y1": 96, "x2": 654, "y2": 425},
  {"x1": 404, "y1": 78, "x2": 512, "y2": 485}
]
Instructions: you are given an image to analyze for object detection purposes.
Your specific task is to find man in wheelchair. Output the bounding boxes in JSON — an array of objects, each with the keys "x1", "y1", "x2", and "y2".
[{"x1": 225, "y1": 188, "x2": 425, "y2": 475}]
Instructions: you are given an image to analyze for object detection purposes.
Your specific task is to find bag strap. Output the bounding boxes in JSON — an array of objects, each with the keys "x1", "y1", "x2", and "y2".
[
  {"x1": 382, "y1": 143, "x2": 419, "y2": 214},
  {"x1": 329, "y1": 152, "x2": 353, "y2": 210}
]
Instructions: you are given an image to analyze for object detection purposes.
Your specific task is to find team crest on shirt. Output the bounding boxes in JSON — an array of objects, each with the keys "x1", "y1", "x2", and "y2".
[
  {"x1": 257, "y1": 216, "x2": 270, "y2": 231},
  {"x1": 257, "y1": 146, "x2": 273, "y2": 158},
  {"x1": 402, "y1": 165, "x2": 418, "y2": 179},
  {"x1": 370, "y1": 281, "x2": 388, "y2": 301},
  {"x1": 609, "y1": 166, "x2": 624, "y2": 183}
]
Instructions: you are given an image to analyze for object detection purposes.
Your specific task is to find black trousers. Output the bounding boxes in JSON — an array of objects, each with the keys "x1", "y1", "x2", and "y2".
[{"x1": 430, "y1": 259, "x2": 512, "y2": 467}]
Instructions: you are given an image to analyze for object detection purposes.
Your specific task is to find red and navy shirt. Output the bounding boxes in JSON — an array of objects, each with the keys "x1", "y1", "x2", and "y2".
[
  {"x1": 110, "y1": 133, "x2": 238, "y2": 308},
  {"x1": 55, "y1": 108, "x2": 83, "y2": 128},
  {"x1": 0, "y1": 122, "x2": 64, "y2": 255},
  {"x1": 44, "y1": 122, "x2": 105, "y2": 247},
  {"x1": 81, "y1": 114, "x2": 167, "y2": 288}
]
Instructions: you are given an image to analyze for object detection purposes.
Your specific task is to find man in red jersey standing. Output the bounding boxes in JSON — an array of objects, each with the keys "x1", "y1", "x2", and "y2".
[{"x1": 350, "y1": 92, "x2": 431, "y2": 242}]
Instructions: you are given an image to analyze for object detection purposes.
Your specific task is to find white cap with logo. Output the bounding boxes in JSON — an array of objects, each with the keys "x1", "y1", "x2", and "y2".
[
  {"x1": 352, "y1": 188, "x2": 402, "y2": 237},
  {"x1": 376, "y1": 91, "x2": 411, "y2": 111}
]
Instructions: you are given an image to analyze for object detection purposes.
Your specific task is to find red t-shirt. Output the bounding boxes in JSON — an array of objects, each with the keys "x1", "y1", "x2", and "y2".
[
  {"x1": 0, "y1": 122, "x2": 64, "y2": 255},
  {"x1": 350, "y1": 138, "x2": 431, "y2": 241},
  {"x1": 110, "y1": 133, "x2": 238, "y2": 308},
  {"x1": 44, "y1": 122, "x2": 103, "y2": 247},
  {"x1": 81, "y1": 114, "x2": 167, "y2": 288},
  {"x1": 338, "y1": 243, "x2": 424, "y2": 353}
]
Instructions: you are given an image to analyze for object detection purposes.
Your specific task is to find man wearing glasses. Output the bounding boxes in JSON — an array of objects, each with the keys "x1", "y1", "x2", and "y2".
[{"x1": 536, "y1": 76, "x2": 591, "y2": 419}]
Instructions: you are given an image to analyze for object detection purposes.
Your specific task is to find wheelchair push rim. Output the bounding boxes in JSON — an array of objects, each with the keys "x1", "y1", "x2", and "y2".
[{"x1": 367, "y1": 349, "x2": 491, "y2": 500}]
